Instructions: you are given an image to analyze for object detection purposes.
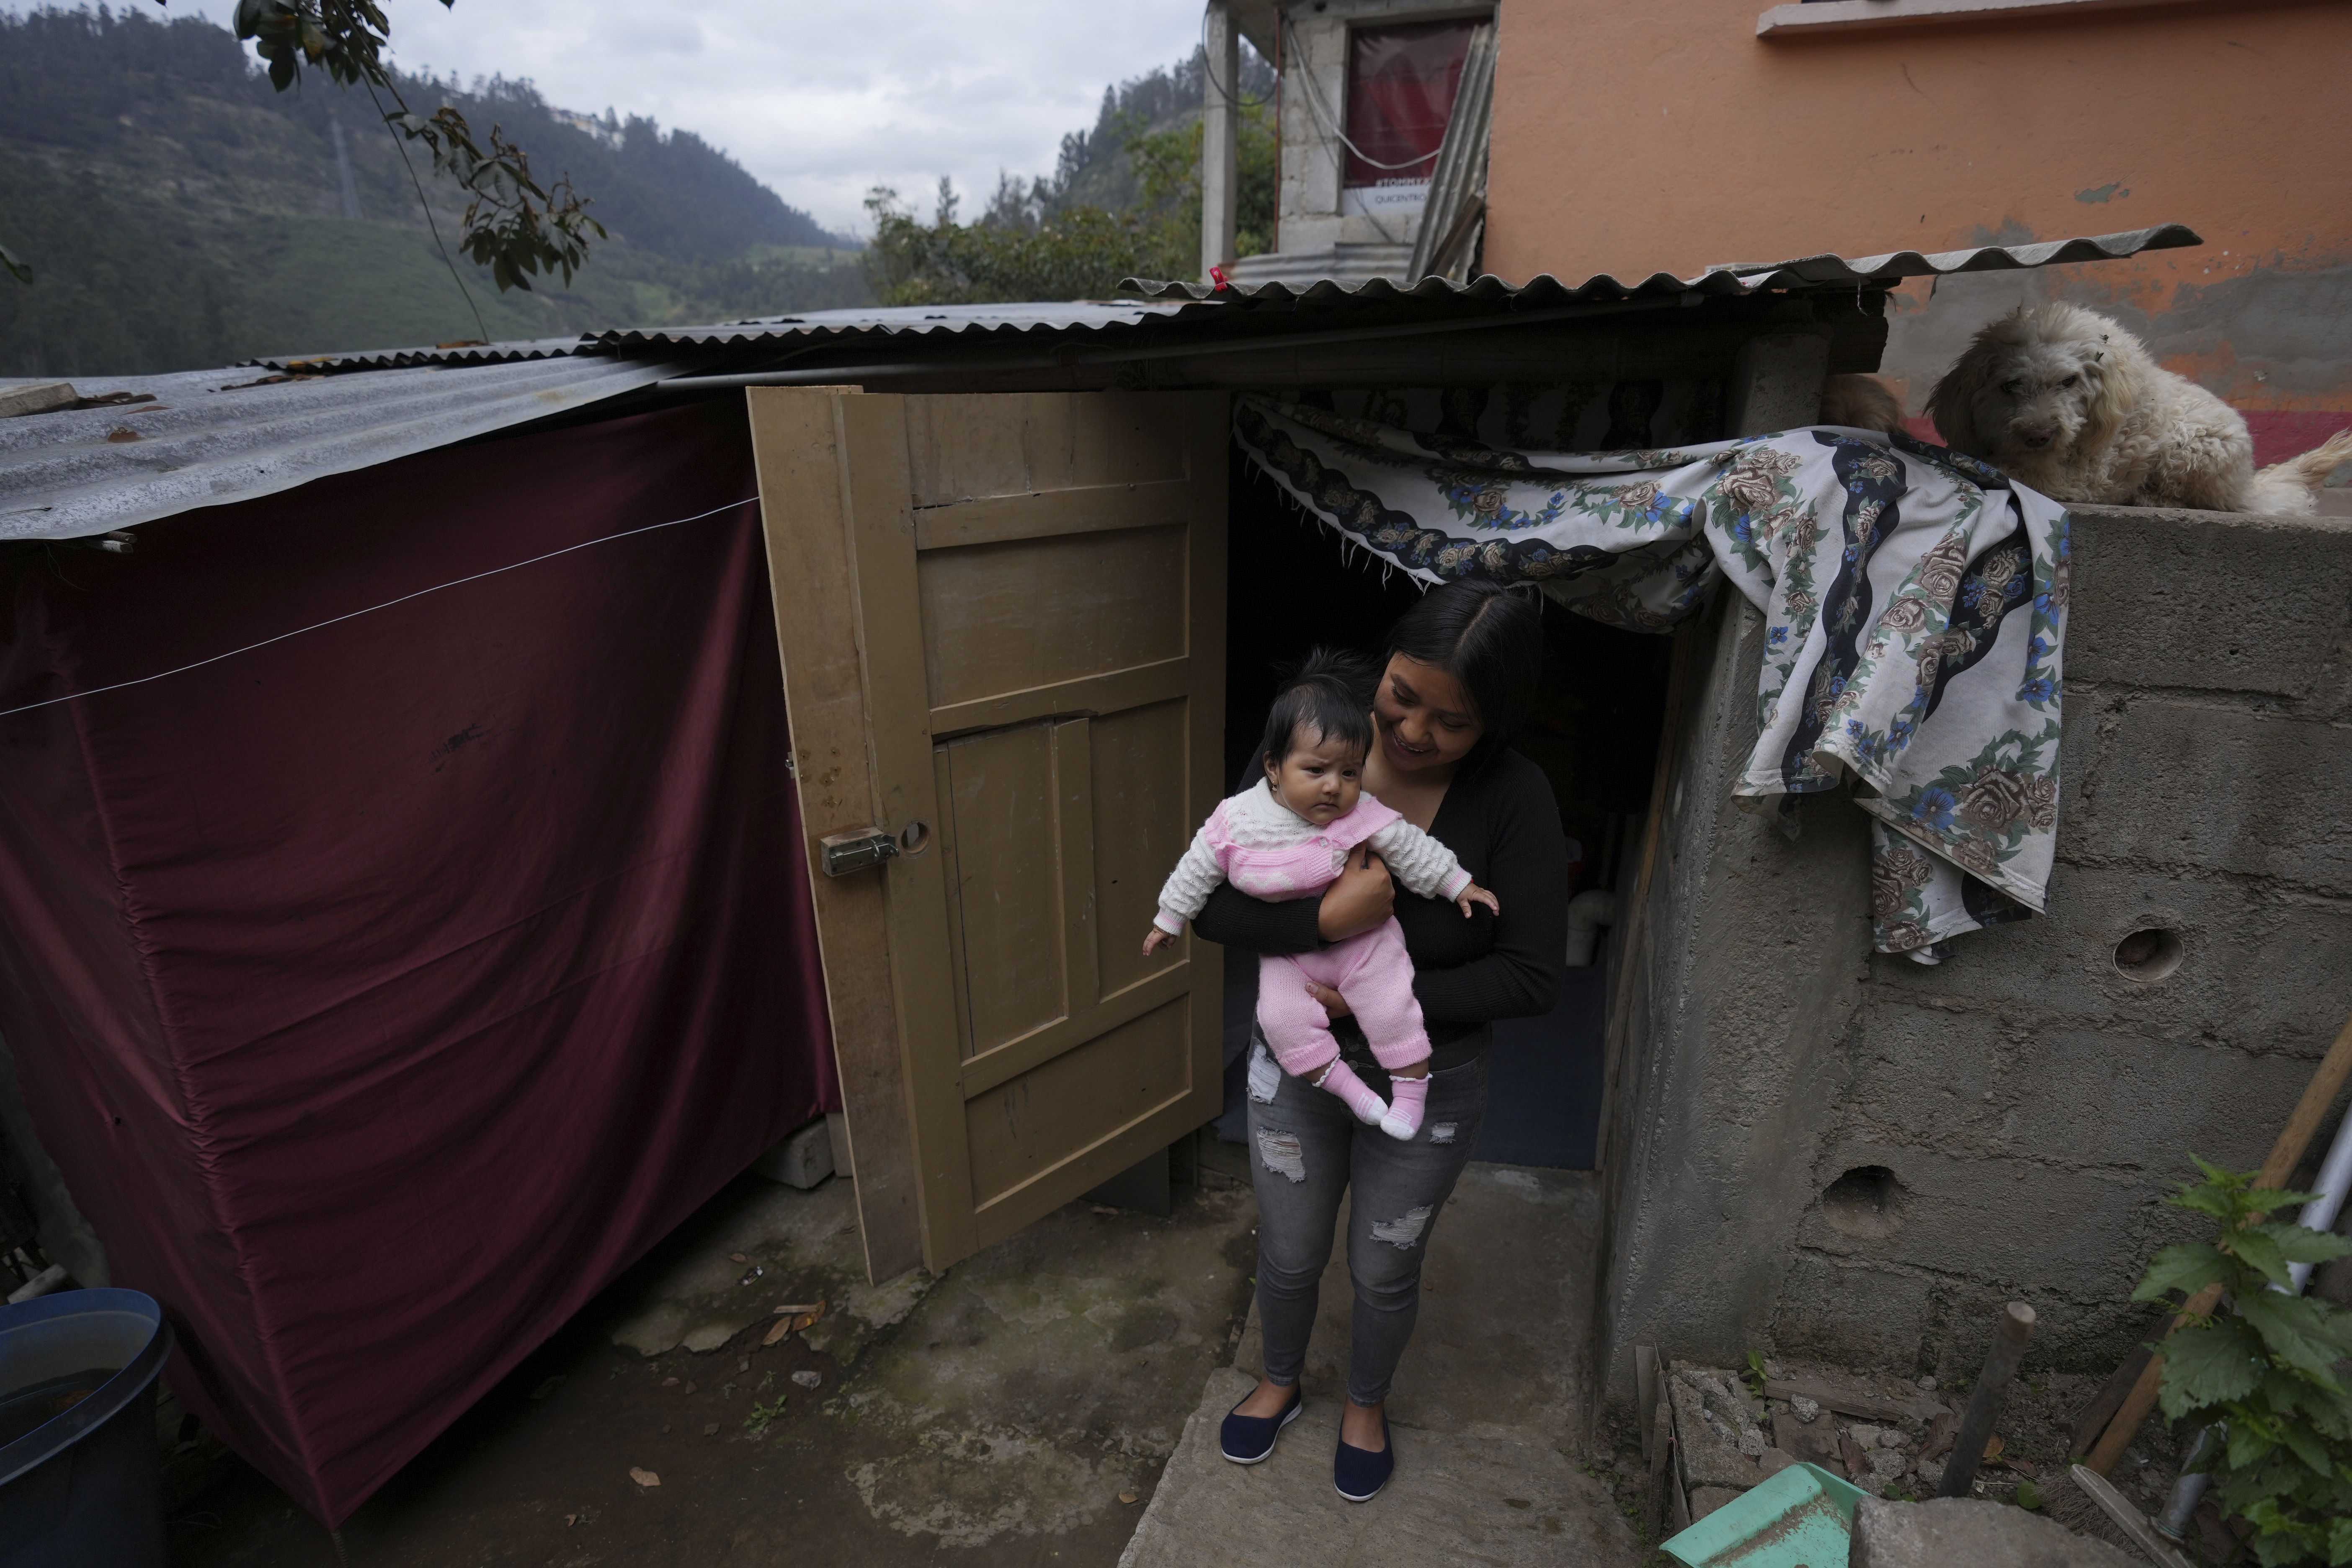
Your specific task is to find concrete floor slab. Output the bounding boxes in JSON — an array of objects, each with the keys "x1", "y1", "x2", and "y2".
[
  {"x1": 1126, "y1": 1164, "x2": 1638, "y2": 1568},
  {"x1": 1120, "y1": 1368, "x2": 1634, "y2": 1568},
  {"x1": 175, "y1": 1171, "x2": 1258, "y2": 1567}
]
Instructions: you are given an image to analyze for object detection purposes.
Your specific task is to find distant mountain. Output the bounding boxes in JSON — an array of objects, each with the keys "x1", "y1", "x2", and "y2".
[{"x1": 0, "y1": 5, "x2": 870, "y2": 375}]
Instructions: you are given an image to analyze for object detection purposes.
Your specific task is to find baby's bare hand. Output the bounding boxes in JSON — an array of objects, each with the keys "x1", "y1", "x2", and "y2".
[
  {"x1": 1142, "y1": 926, "x2": 1178, "y2": 956},
  {"x1": 1456, "y1": 884, "x2": 1501, "y2": 918}
]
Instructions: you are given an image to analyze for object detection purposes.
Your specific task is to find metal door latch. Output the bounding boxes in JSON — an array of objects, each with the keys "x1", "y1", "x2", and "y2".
[{"x1": 820, "y1": 826, "x2": 900, "y2": 876}]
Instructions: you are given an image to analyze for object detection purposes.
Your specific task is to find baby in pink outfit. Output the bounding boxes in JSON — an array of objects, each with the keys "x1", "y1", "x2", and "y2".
[{"x1": 1142, "y1": 650, "x2": 1498, "y2": 1139}]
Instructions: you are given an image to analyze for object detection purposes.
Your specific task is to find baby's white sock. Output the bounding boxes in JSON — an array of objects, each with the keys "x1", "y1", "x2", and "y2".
[
  {"x1": 1379, "y1": 1073, "x2": 1430, "y2": 1141},
  {"x1": 1312, "y1": 1059, "x2": 1390, "y2": 1126}
]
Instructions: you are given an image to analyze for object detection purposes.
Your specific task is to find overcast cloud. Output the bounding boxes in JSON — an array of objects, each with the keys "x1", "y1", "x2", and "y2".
[{"x1": 164, "y1": 0, "x2": 1208, "y2": 235}]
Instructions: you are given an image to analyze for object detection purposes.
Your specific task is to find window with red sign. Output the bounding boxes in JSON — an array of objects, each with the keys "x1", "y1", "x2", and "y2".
[{"x1": 1341, "y1": 18, "x2": 1479, "y2": 191}]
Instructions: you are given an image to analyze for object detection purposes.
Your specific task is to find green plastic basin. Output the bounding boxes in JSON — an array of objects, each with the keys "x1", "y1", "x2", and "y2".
[{"x1": 1661, "y1": 1461, "x2": 1869, "y2": 1568}]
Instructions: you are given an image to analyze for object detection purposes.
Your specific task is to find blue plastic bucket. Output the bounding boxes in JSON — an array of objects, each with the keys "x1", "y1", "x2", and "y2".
[{"x1": 0, "y1": 1288, "x2": 173, "y2": 1568}]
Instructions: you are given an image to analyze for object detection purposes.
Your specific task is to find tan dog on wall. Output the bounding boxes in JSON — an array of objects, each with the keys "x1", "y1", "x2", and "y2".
[{"x1": 1925, "y1": 300, "x2": 2352, "y2": 514}]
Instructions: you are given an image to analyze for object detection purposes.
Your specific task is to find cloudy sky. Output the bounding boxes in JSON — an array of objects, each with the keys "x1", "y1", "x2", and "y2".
[{"x1": 165, "y1": 0, "x2": 1210, "y2": 234}]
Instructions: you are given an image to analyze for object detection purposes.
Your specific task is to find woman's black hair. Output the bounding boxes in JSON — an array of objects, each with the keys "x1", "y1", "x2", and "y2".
[
  {"x1": 1382, "y1": 580, "x2": 1546, "y2": 773},
  {"x1": 1258, "y1": 647, "x2": 1376, "y2": 770}
]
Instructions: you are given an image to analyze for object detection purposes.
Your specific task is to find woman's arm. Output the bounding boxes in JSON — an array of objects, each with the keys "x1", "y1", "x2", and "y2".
[
  {"x1": 1191, "y1": 847, "x2": 1397, "y2": 954},
  {"x1": 1413, "y1": 761, "x2": 1569, "y2": 1026}
]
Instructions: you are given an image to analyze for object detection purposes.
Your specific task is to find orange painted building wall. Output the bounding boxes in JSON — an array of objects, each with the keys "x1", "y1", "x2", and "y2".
[{"x1": 1483, "y1": 0, "x2": 2352, "y2": 434}]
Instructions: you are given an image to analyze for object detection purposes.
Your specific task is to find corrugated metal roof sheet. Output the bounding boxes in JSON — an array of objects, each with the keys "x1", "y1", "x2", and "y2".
[
  {"x1": 0, "y1": 353, "x2": 680, "y2": 542},
  {"x1": 1124, "y1": 223, "x2": 2202, "y2": 306},
  {"x1": 245, "y1": 335, "x2": 600, "y2": 372},
  {"x1": 597, "y1": 299, "x2": 1188, "y2": 353}
]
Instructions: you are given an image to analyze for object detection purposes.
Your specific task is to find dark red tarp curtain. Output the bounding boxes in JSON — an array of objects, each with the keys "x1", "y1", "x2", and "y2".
[
  {"x1": 0, "y1": 397, "x2": 836, "y2": 1524},
  {"x1": 1343, "y1": 19, "x2": 1475, "y2": 189}
]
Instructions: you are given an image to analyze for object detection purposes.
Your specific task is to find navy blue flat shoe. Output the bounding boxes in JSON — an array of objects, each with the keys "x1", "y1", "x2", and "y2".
[
  {"x1": 1333, "y1": 1411, "x2": 1393, "y2": 1502},
  {"x1": 1220, "y1": 1384, "x2": 1303, "y2": 1465}
]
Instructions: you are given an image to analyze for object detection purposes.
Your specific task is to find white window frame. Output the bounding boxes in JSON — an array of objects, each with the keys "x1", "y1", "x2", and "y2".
[{"x1": 1757, "y1": 0, "x2": 2212, "y2": 40}]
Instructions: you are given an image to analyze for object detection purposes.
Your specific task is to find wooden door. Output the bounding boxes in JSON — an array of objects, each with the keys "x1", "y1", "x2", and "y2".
[{"x1": 747, "y1": 389, "x2": 1228, "y2": 1281}]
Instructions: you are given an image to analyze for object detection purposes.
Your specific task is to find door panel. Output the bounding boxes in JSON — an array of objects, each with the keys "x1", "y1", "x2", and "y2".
[
  {"x1": 748, "y1": 389, "x2": 1227, "y2": 1279},
  {"x1": 938, "y1": 722, "x2": 1068, "y2": 1059},
  {"x1": 1089, "y1": 699, "x2": 1197, "y2": 1004},
  {"x1": 916, "y1": 526, "x2": 1190, "y2": 712},
  {"x1": 963, "y1": 997, "x2": 1192, "y2": 1223}
]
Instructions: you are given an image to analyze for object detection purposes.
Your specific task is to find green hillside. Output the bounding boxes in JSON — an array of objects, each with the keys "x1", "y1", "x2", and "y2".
[{"x1": 0, "y1": 5, "x2": 870, "y2": 376}]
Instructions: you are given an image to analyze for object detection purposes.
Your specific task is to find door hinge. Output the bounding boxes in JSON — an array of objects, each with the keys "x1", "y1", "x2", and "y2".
[{"x1": 820, "y1": 826, "x2": 900, "y2": 876}]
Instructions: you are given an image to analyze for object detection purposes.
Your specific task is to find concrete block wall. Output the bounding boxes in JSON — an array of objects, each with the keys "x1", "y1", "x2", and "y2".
[
  {"x1": 1597, "y1": 503, "x2": 2352, "y2": 1406},
  {"x1": 1266, "y1": 0, "x2": 1483, "y2": 256}
]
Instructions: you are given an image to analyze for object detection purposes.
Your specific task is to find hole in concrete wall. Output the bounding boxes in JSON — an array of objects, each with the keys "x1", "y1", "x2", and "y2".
[
  {"x1": 1821, "y1": 1166, "x2": 1906, "y2": 1240},
  {"x1": 2112, "y1": 927, "x2": 2184, "y2": 983}
]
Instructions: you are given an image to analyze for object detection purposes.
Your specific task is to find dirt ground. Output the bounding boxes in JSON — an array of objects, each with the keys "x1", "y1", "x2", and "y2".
[
  {"x1": 1580, "y1": 1354, "x2": 2214, "y2": 1565},
  {"x1": 169, "y1": 1167, "x2": 1260, "y2": 1568}
]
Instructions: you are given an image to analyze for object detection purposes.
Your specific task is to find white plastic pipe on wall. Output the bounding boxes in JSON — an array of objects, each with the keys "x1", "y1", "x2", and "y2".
[
  {"x1": 2288, "y1": 1106, "x2": 2352, "y2": 1293},
  {"x1": 1565, "y1": 889, "x2": 1617, "y2": 968}
]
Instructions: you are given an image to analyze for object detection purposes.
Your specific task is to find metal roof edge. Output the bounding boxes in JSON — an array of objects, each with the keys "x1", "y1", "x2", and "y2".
[
  {"x1": 0, "y1": 355, "x2": 686, "y2": 542},
  {"x1": 1120, "y1": 223, "x2": 2202, "y2": 304},
  {"x1": 243, "y1": 335, "x2": 606, "y2": 373}
]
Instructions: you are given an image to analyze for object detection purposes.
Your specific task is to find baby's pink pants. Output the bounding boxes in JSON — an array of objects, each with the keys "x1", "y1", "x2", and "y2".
[{"x1": 1257, "y1": 917, "x2": 1431, "y2": 1076}]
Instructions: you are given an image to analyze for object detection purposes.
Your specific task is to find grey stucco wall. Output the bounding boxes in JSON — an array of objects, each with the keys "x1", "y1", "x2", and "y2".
[{"x1": 1597, "y1": 503, "x2": 2352, "y2": 1407}]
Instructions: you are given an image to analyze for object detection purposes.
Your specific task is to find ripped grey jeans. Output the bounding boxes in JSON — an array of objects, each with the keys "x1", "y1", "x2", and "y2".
[{"x1": 1244, "y1": 1021, "x2": 1489, "y2": 1406}]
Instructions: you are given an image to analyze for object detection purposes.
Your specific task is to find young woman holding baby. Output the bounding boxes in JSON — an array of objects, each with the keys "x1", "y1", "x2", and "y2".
[{"x1": 1147, "y1": 579, "x2": 1570, "y2": 1503}]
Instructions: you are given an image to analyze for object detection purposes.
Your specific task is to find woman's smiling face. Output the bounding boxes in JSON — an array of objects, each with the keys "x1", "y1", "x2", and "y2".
[{"x1": 1373, "y1": 655, "x2": 1482, "y2": 775}]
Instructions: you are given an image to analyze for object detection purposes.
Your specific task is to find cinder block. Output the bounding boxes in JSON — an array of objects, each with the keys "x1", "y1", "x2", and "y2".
[
  {"x1": 1770, "y1": 1253, "x2": 1934, "y2": 1369},
  {"x1": 1796, "y1": 1144, "x2": 2152, "y2": 1291},
  {"x1": 1868, "y1": 864, "x2": 2352, "y2": 1052},
  {"x1": 1997, "y1": 1025, "x2": 2313, "y2": 1176},
  {"x1": 2071, "y1": 698, "x2": 2352, "y2": 892},
  {"x1": 0, "y1": 382, "x2": 76, "y2": 419},
  {"x1": 2069, "y1": 505, "x2": 2352, "y2": 702},
  {"x1": 1837, "y1": 1002, "x2": 2005, "y2": 1146},
  {"x1": 750, "y1": 1115, "x2": 834, "y2": 1189}
]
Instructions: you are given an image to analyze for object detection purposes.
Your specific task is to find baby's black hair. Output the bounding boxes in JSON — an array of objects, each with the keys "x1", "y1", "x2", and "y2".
[{"x1": 1259, "y1": 647, "x2": 1376, "y2": 771}]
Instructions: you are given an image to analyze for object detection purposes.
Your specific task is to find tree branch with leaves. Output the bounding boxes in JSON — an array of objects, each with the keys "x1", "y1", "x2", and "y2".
[{"x1": 4, "y1": 0, "x2": 604, "y2": 299}]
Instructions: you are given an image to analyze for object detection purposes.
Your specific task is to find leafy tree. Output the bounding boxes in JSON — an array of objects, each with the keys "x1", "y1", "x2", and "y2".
[
  {"x1": 862, "y1": 94, "x2": 1278, "y2": 307},
  {"x1": 2133, "y1": 1157, "x2": 2352, "y2": 1566},
  {"x1": 862, "y1": 182, "x2": 1185, "y2": 307}
]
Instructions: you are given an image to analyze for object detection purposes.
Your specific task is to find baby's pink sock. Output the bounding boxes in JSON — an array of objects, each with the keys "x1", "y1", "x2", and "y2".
[
  {"x1": 1379, "y1": 1073, "x2": 1430, "y2": 1141},
  {"x1": 1312, "y1": 1059, "x2": 1390, "y2": 1126}
]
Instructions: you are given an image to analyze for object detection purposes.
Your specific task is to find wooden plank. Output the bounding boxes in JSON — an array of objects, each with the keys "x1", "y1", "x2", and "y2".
[
  {"x1": 902, "y1": 392, "x2": 1190, "y2": 506},
  {"x1": 743, "y1": 386, "x2": 924, "y2": 1284},
  {"x1": 928, "y1": 655, "x2": 1190, "y2": 737},
  {"x1": 1764, "y1": 1376, "x2": 1948, "y2": 1425},
  {"x1": 916, "y1": 524, "x2": 1189, "y2": 712},
  {"x1": 1179, "y1": 393, "x2": 1229, "y2": 1132},
  {"x1": 838, "y1": 394, "x2": 980, "y2": 1273},
  {"x1": 1052, "y1": 717, "x2": 1101, "y2": 1027},
  {"x1": 936, "y1": 724, "x2": 1068, "y2": 1059},
  {"x1": 965, "y1": 997, "x2": 1199, "y2": 1239},
  {"x1": 959, "y1": 965, "x2": 1193, "y2": 1099},
  {"x1": 914, "y1": 478, "x2": 1199, "y2": 551}
]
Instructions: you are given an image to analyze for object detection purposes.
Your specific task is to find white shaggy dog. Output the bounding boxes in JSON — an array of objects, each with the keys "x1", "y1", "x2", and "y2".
[{"x1": 1926, "y1": 301, "x2": 2352, "y2": 514}]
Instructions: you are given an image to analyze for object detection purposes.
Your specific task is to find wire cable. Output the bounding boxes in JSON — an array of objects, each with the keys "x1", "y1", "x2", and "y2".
[
  {"x1": 0, "y1": 498, "x2": 757, "y2": 721},
  {"x1": 1281, "y1": 18, "x2": 1444, "y2": 173},
  {"x1": 1199, "y1": 6, "x2": 1275, "y2": 109},
  {"x1": 364, "y1": 76, "x2": 492, "y2": 346}
]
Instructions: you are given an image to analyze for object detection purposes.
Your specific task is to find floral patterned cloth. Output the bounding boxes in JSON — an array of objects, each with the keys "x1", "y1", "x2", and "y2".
[{"x1": 1232, "y1": 394, "x2": 2071, "y2": 958}]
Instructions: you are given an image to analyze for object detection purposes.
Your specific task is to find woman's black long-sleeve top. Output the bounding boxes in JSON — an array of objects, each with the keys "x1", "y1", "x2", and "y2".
[{"x1": 1191, "y1": 748, "x2": 1570, "y2": 1052}]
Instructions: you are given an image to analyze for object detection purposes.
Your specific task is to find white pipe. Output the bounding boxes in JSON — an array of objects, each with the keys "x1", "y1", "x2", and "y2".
[
  {"x1": 1565, "y1": 889, "x2": 1617, "y2": 968},
  {"x1": 2288, "y1": 1108, "x2": 2352, "y2": 1293},
  {"x1": 5, "y1": 1263, "x2": 67, "y2": 1304}
]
